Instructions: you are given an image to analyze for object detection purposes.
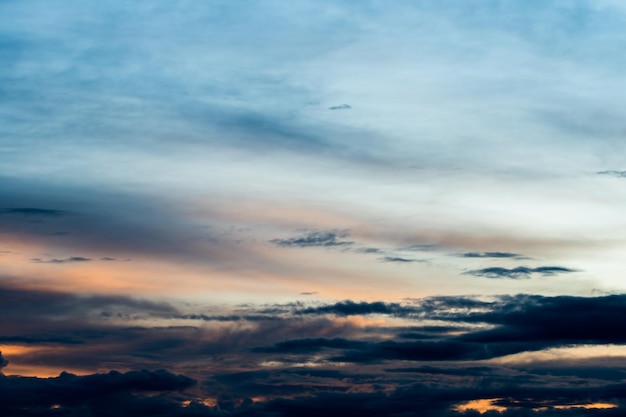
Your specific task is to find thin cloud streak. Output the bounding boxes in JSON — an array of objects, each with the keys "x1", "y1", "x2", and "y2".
[
  {"x1": 465, "y1": 266, "x2": 577, "y2": 279},
  {"x1": 270, "y1": 231, "x2": 354, "y2": 248}
]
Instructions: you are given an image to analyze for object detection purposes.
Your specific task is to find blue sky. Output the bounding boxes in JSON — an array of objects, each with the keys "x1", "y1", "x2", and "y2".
[{"x1": 2, "y1": 1, "x2": 626, "y2": 415}]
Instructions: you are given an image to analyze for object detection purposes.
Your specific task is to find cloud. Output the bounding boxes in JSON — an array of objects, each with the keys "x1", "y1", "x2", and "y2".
[
  {"x1": 356, "y1": 247, "x2": 383, "y2": 254},
  {"x1": 328, "y1": 104, "x2": 351, "y2": 110},
  {"x1": 380, "y1": 256, "x2": 420, "y2": 263},
  {"x1": 0, "y1": 208, "x2": 68, "y2": 216},
  {"x1": 252, "y1": 337, "x2": 368, "y2": 354},
  {"x1": 597, "y1": 170, "x2": 626, "y2": 178},
  {"x1": 461, "y1": 252, "x2": 523, "y2": 258},
  {"x1": 0, "y1": 335, "x2": 84, "y2": 345},
  {"x1": 253, "y1": 293, "x2": 626, "y2": 365},
  {"x1": 465, "y1": 266, "x2": 576, "y2": 279},
  {"x1": 3, "y1": 284, "x2": 626, "y2": 415},
  {"x1": 31, "y1": 256, "x2": 92, "y2": 264},
  {"x1": 297, "y1": 300, "x2": 414, "y2": 316},
  {"x1": 0, "y1": 179, "x2": 253, "y2": 269},
  {"x1": 0, "y1": 369, "x2": 195, "y2": 416},
  {"x1": 0, "y1": 282, "x2": 177, "y2": 322},
  {"x1": 270, "y1": 230, "x2": 353, "y2": 248}
]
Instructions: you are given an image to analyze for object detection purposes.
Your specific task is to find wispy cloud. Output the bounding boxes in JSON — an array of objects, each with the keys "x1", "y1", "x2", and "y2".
[
  {"x1": 597, "y1": 170, "x2": 626, "y2": 178},
  {"x1": 0, "y1": 208, "x2": 68, "y2": 216},
  {"x1": 31, "y1": 256, "x2": 92, "y2": 264},
  {"x1": 464, "y1": 266, "x2": 576, "y2": 279},
  {"x1": 461, "y1": 252, "x2": 523, "y2": 259},
  {"x1": 380, "y1": 256, "x2": 421, "y2": 263},
  {"x1": 270, "y1": 230, "x2": 353, "y2": 248},
  {"x1": 355, "y1": 247, "x2": 383, "y2": 254},
  {"x1": 328, "y1": 104, "x2": 351, "y2": 110}
]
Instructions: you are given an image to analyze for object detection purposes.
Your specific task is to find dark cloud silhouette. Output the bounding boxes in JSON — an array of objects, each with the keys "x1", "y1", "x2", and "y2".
[
  {"x1": 328, "y1": 104, "x2": 352, "y2": 110},
  {"x1": 0, "y1": 179, "x2": 249, "y2": 267},
  {"x1": 297, "y1": 300, "x2": 414, "y2": 316},
  {"x1": 253, "y1": 294, "x2": 626, "y2": 365},
  {"x1": 253, "y1": 337, "x2": 368, "y2": 354},
  {"x1": 270, "y1": 231, "x2": 353, "y2": 248},
  {"x1": 461, "y1": 251, "x2": 523, "y2": 258},
  {"x1": 3, "y1": 282, "x2": 626, "y2": 415},
  {"x1": 0, "y1": 335, "x2": 84, "y2": 345},
  {"x1": 380, "y1": 256, "x2": 420, "y2": 263},
  {"x1": 31, "y1": 256, "x2": 92, "y2": 264},
  {"x1": 0, "y1": 369, "x2": 196, "y2": 416},
  {"x1": 385, "y1": 365, "x2": 494, "y2": 376},
  {"x1": 465, "y1": 266, "x2": 576, "y2": 279},
  {"x1": 400, "y1": 244, "x2": 439, "y2": 252},
  {"x1": 0, "y1": 208, "x2": 68, "y2": 216},
  {"x1": 458, "y1": 294, "x2": 626, "y2": 347},
  {"x1": 356, "y1": 247, "x2": 383, "y2": 254},
  {"x1": 0, "y1": 283, "x2": 177, "y2": 321},
  {"x1": 597, "y1": 170, "x2": 626, "y2": 178}
]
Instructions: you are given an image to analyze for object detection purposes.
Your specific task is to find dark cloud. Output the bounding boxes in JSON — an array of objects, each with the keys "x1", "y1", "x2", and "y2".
[
  {"x1": 328, "y1": 104, "x2": 351, "y2": 110},
  {"x1": 0, "y1": 178, "x2": 247, "y2": 267},
  {"x1": 0, "y1": 352, "x2": 8, "y2": 370},
  {"x1": 0, "y1": 369, "x2": 196, "y2": 416},
  {"x1": 297, "y1": 300, "x2": 414, "y2": 316},
  {"x1": 459, "y1": 294, "x2": 626, "y2": 346},
  {"x1": 0, "y1": 335, "x2": 84, "y2": 345},
  {"x1": 385, "y1": 365, "x2": 494, "y2": 376},
  {"x1": 0, "y1": 283, "x2": 177, "y2": 322},
  {"x1": 252, "y1": 294, "x2": 626, "y2": 365},
  {"x1": 400, "y1": 244, "x2": 439, "y2": 252},
  {"x1": 597, "y1": 170, "x2": 626, "y2": 178},
  {"x1": 380, "y1": 256, "x2": 420, "y2": 263},
  {"x1": 31, "y1": 256, "x2": 92, "y2": 264},
  {"x1": 356, "y1": 247, "x2": 383, "y2": 254},
  {"x1": 270, "y1": 230, "x2": 353, "y2": 248},
  {"x1": 2, "y1": 286, "x2": 626, "y2": 415},
  {"x1": 252, "y1": 337, "x2": 368, "y2": 354},
  {"x1": 0, "y1": 208, "x2": 68, "y2": 216},
  {"x1": 465, "y1": 266, "x2": 576, "y2": 279},
  {"x1": 461, "y1": 252, "x2": 523, "y2": 258}
]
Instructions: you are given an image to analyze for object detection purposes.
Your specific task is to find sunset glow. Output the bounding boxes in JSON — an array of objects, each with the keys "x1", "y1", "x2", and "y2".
[{"x1": 3, "y1": 1, "x2": 626, "y2": 415}]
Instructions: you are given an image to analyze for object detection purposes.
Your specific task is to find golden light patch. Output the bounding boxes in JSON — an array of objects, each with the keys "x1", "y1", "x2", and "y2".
[
  {"x1": 250, "y1": 396, "x2": 268, "y2": 403},
  {"x1": 489, "y1": 344, "x2": 626, "y2": 365},
  {"x1": 201, "y1": 398, "x2": 218, "y2": 407},
  {"x1": 0, "y1": 345, "x2": 90, "y2": 377},
  {"x1": 553, "y1": 403, "x2": 618, "y2": 410},
  {"x1": 454, "y1": 398, "x2": 506, "y2": 414}
]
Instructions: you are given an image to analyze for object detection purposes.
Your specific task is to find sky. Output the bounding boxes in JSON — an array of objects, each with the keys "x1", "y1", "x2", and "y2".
[{"x1": 2, "y1": 0, "x2": 626, "y2": 415}]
